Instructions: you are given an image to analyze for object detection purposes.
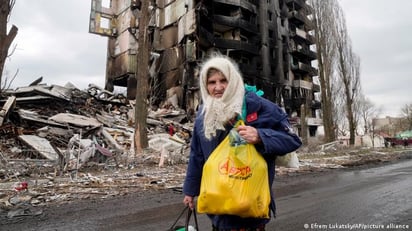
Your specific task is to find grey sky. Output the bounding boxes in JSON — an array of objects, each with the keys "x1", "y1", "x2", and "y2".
[
  {"x1": 7, "y1": 0, "x2": 107, "y2": 90},
  {"x1": 5, "y1": 0, "x2": 411, "y2": 117},
  {"x1": 339, "y1": 0, "x2": 412, "y2": 117}
]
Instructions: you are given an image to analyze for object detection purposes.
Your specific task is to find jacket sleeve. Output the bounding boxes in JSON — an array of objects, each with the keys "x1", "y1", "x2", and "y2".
[
  {"x1": 256, "y1": 117, "x2": 302, "y2": 156},
  {"x1": 249, "y1": 95, "x2": 302, "y2": 156},
  {"x1": 183, "y1": 121, "x2": 205, "y2": 197}
]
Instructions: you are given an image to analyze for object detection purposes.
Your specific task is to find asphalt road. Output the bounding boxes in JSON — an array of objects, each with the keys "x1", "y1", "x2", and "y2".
[
  {"x1": 1, "y1": 157, "x2": 412, "y2": 231},
  {"x1": 271, "y1": 159, "x2": 412, "y2": 231}
]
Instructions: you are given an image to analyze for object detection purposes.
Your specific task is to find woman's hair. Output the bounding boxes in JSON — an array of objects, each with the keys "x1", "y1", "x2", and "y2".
[
  {"x1": 206, "y1": 68, "x2": 222, "y2": 79},
  {"x1": 198, "y1": 53, "x2": 245, "y2": 139}
]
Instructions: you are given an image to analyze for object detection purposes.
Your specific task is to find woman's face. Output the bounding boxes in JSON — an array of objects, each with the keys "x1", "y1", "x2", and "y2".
[{"x1": 206, "y1": 70, "x2": 228, "y2": 98}]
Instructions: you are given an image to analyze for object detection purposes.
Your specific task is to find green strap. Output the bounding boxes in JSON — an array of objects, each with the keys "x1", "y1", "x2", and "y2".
[
  {"x1": 245, "y1": 84, "x2": 264, "y2": 97},
  {"x1": 241, "y1": 84, "x2": 264, "y2": 120}
]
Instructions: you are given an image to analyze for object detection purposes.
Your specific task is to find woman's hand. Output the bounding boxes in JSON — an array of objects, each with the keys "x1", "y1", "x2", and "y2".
[
  {"x1": 237, "y1": 125, "x2": 261, "y2": 144},
  {"x1": 183, "y1": 195, "x2": 194, "y2": 209}
]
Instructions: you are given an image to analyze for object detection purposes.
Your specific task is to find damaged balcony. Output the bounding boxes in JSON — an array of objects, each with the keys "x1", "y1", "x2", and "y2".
[
  {"x1": 291, "y1": 60, "x2": 318, "y2": 76},
  {"x1": 208, "y1": 0, "x2": 258, "y2": 33},
  {"x1": 312, "y1": 82, "x2": 320, "y2": 92},
  {"x1": 213, "y1": 0, "x2": 258, "y2": 14},
  {"x1": 293, "y1": 79, "x2": 313, "y2": 90},
  {"x1": 213, "y1": 38, "x2": 259, "y2": 55},
  {"x1": 288, "y1": 10, "x2": 314, "y2": 30},
  {"x1": 285, "y1": 0, "x2": 306, "y2": 10},
  {"x1": 290, "y1": 27, "x2": 315, "y2": 45},
  {"x1": 290, "y1": 40, "x2": 317, "y2": 60},
  {"x1": 213, "y1": 15, "x2": 259, "y2": 35},
  {"x1": 207, "y1": 1, "x2": 259, "y2": 55}
]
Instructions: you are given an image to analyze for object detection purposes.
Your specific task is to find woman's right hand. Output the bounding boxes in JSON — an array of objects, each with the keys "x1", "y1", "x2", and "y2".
[{"x1": 183, "y1": 195, "x2": 194, "y2": 209}]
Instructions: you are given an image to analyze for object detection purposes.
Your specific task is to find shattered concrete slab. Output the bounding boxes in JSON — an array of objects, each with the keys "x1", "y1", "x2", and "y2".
[
  {"x1": 148, "y1": 133, "x2": 186, "y2": 152},
  {"x1": 17, "y1": 109, "x2": 63, "y2": 127},
  {"x1": 0, "y1": 96, "x2": 16, "y2": 126},
  {"x1": 13, "y1": 85, "x2": 71, "y2": 102},
  {"x1": 18, "y1": 135, "x2": 59, "y2": 161},
  {"x1": 49, "y1": 113, "x2": 103, "y2": 128}
]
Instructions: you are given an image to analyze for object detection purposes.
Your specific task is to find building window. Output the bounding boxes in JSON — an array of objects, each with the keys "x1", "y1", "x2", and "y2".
[{"x1": 309, "y1": 126, "x2": 317, "y2": 137}]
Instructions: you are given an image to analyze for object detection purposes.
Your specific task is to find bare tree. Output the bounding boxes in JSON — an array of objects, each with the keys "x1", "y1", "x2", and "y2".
[
  {"x1": 335, "y1": 6, "x2": 361, "y2": 146},
  {"x1": 333, "y1": 80, "x2": 347, "y2": 137},
  {"x1": 0, "y1": 0, "x2": 18, "y2": 92},
  {"x1": 310, "y1": 0, "x2": 340, "y2": 142},
  {"x1": 358, "y1": 95, "x2": 377, "y2": 134},
  {"x1": 358, "y1": 94, "x2": 382, "y2": 147},
  {"x1": 401, "y1": 103, "x2": 412, "y2": 130},
  {"x1": 134, "y1": 0, "x2": 152, "y2": 154}
]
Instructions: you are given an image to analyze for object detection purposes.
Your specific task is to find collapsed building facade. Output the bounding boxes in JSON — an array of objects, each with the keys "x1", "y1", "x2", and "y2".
[{"x1": 89, "y1": 0, "x2": 322, "y2": 141}]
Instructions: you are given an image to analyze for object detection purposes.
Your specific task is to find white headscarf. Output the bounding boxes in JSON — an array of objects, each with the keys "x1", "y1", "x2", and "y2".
[{"x1": 199, "y1": 54, "x2": 245, "y2": 139}]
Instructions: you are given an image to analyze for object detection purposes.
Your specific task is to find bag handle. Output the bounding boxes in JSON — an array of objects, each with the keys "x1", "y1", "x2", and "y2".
[
  {"x1": 169, "y1": 206, "x2": 199, "y2": 231},
  {"x1": 168, "y1": 206, "x2": 187, "y2": 231},
  {"x1": 185, "y1": 207, "x2": 199, "y2": 230}
]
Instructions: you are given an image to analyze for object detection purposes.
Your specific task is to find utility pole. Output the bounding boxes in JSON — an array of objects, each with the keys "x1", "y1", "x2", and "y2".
[{"x1": 134, "y1": 0, "x2": 150, "y2": 154}]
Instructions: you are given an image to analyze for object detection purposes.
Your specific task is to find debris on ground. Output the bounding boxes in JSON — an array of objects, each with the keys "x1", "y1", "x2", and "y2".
[
  {"x1": 0, "y1": 80, "x2": 192, "y2": 214},
  {"x1": 1, "y1": 80, "x2": 410, "y2": 218}
]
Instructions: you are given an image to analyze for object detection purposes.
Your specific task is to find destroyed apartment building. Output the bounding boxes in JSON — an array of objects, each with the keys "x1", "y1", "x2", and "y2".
[
  {"x1": 1, "y1": 0, "x2": 321, "y2": 183},
  {"x1": 89, "y1": 0, "x2": 322, "y2": 142}
]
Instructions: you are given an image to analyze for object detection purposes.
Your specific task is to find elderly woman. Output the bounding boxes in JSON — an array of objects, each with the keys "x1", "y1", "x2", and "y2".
[{"x1": 183, "y1": 54, "x2": 302, "y2": 231}]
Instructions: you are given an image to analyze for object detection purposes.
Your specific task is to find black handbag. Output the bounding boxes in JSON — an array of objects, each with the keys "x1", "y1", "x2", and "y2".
[{"x1": 168, "y1": 206, "x2": 199, "y2": 231}]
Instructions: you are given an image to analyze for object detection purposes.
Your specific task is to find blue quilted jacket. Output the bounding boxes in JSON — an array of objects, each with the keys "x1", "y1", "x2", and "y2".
[{"x1": 183, "y1": 91, "x2": 302, "y2": 229}]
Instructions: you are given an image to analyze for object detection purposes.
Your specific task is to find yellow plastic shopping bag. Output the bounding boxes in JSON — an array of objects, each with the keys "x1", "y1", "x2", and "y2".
[{"x1": 197, "y1": 121, "x2": 270, "y2": 218}]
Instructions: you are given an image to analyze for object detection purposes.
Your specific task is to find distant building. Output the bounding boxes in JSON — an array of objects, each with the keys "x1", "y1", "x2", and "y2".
[
  {"x1": 372, "y1": 116, "x2": 404, "y2": 137},
  {"x1": 338, "y1": 135, "x2": 385, "y2": 148},
  {"x1": 89, "y1": 0, "x2": 321, "y2": 139}
]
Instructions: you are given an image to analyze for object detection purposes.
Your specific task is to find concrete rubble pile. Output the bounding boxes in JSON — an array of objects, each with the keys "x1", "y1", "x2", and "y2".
[{"x1": 0, "y1": 79, "x2": 192, "y2": 216}]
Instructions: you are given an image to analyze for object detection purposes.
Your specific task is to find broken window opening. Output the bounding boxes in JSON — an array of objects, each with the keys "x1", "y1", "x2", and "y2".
[
  {"x1": 102, "y1": 0, "x2": 111, "y2": 8},
  {"x1": 213, "y1": 32, "x2": 223, "y2": 38},
  {"x1": 268, "y1": 29, "x2": 274, "y2": 39},
  {"x1": 240, "y1": 57, "x2": 249, "y2": 65},
  {"x1": 101, "y1": 17, "x2": 111, "y2": 31},
  {"x1": 309, "y1": 126, "x2": 317, "y2": 137},
  {"x1": 230, "y1": 8, "x2": 242, "y2": 17},
  {"x1": 282, "y1": 88, "x2": 291, "y2": 99}
]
